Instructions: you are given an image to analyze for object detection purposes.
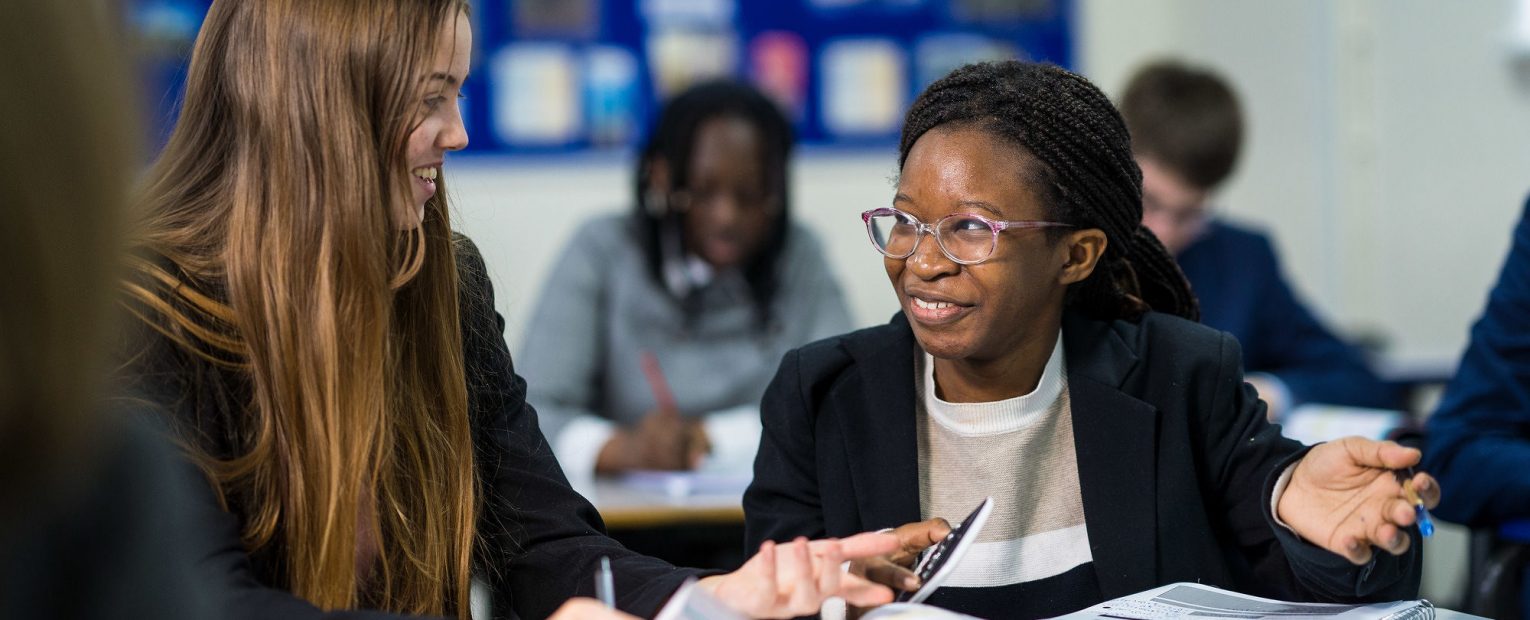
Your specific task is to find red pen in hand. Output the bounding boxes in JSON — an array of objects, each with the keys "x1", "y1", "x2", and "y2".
[
  {"x1": 640, "y1": 351, "x2": 677, "y2": 412},
  {"x1": 640, "y1": 351, "x2": 709, "y2": 467}
]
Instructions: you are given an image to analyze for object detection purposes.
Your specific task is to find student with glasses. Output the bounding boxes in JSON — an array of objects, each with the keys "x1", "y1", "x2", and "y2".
[
  {"x1": 522, "y1": 81, "x2": 852, "y2": 482},
  {"x1": 743, "y1": 61, "x2": 1435, "y2": 619}
]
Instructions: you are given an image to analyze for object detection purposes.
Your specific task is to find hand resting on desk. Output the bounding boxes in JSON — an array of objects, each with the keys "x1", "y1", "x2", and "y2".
[{"x1": 596, "y1": 407, "x2": 711, "y2": 473}]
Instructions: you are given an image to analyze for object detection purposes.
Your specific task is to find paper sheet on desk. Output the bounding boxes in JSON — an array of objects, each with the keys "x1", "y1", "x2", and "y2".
[
  {"x1": 1049, "y1": 583, "x2": 1433, "y2": 620},
  {"x1": 618, "y1": 470, "x2": 751, "y2": 498}
]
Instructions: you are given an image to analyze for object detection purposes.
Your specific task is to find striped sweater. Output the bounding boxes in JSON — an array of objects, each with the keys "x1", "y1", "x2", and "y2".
[{"x1": 915, "y1": 335, "x2": 1103, "y2": 618}]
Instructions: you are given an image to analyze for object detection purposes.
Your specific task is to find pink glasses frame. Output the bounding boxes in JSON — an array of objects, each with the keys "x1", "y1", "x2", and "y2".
[{"x1": 860, "y1": 207, "x2": 1073, "y2": 265}]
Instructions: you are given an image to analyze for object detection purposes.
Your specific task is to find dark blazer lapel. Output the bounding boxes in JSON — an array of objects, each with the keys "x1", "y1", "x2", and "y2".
[
  {"x1": 1063, "y1": 314, "x2": 1161, "y2": 597},
  {"x1": 837, "y1": 313, "x2": 923, "y2": 531}
]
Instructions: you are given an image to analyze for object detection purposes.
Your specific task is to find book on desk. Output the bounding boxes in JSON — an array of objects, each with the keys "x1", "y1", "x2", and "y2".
[
  {"x1": 1049, "y1": 582, "x2": 1433, "y2": 620},
  {"x1": 855, "y1": 583, "x2": 1436, "y2": 619}
]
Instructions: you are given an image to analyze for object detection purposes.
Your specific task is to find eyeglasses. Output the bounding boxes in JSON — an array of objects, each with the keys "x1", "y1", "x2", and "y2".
[{"x1": 861, "y1": 207, "x2": 1072, "y2": 265}]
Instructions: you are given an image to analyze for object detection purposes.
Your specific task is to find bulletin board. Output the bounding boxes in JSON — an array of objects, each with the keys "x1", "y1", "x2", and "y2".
[{"x1": 131, "y1": 0, "x2": 1075, "y2": 154}]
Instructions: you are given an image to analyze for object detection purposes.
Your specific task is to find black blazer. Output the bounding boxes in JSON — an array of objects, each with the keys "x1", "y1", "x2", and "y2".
[
  {"x1": 119, "y1": 238, "x2": 697, "y2": 620},
  {"x1": 744, "y1": 312, "x2": 1420, "y2": 615}
]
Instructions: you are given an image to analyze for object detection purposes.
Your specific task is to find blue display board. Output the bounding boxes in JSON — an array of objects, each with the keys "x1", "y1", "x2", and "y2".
[{"x1": 132, "y1": 0, "x2": 1073, "y2": 154}]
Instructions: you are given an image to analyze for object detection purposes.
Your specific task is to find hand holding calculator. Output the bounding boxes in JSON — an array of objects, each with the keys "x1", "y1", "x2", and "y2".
[{"x1": 894, "y1": 497, "x2": 994, "y2": 604}]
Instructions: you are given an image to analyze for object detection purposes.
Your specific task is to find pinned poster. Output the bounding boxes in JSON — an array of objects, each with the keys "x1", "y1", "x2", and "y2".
[
  {"x1": 640, "y1": 0, "x2": 736, "y2": 27},
  {"x1": 491, "y1": 43, "x2": 582, "y2": 147},
  {"x1": 819, "y1": 38, "x2": 906, "y2": 137},
  {"x1": 131, "y1": 0, "x2": 1075, "y2": 155},
  {"x1": 749, "y1": 31, "x2": 809, "y2": 122},
  {"x1": 645, "y1": 27, "x2": 737, "y2": 99},
  {"x1": 585, "y1": 46, "x2": 641, "y2": 147}
]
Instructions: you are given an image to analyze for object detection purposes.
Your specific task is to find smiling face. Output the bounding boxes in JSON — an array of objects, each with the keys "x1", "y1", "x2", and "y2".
[
  {"x1": 889, "y1": 125, "x2": 1089, "y2": 364},
  {"x1": 399, "y1": 12, "x2": 471, "y2": 228}
]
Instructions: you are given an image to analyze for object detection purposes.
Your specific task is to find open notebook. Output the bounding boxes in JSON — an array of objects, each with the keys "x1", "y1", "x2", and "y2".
[
  {"x1": 1050, "y1": 582, "x2": 1434, "y2": 620},
  {"x1": 857, "y1": 582, "x2": 1433, "y2": 620}
]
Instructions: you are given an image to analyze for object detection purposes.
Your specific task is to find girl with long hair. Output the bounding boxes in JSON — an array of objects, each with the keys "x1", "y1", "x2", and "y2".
[{"x1": 118, "y1": 1, "x2": 895, "y2": 618}]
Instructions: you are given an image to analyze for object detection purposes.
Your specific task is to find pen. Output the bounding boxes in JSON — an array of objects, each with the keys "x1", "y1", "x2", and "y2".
[
  {"x1": 1399, "y1": 467, "x2": 1435, "y2": 538},
  {"x1": 640, "y1": 351, "x2": 710, "y2": 466},
  {"x1": 596, "y1": 556, "x2": 615, "y2": 608},
  {"x1": 640, "y1": 351, "x2": 677, "y2": 412}
]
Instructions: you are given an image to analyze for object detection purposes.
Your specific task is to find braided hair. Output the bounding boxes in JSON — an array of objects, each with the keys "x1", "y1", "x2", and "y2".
[
  {"x1": 899, "y1": 61, "x2": 1199, "y2": 322},
  {"x1": 634, "y1": 79, "x2": 794, "y2": 326}
]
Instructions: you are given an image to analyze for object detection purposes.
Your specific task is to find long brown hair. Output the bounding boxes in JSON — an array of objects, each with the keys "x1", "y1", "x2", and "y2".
[{"x1": 123, "y1": 0, "x2": 476, "y2": 614}]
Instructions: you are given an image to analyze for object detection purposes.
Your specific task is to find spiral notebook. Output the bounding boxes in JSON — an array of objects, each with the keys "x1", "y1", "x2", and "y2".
[{"x1": 1049, "y1": 582, "x2": 1433, "y2": 620}]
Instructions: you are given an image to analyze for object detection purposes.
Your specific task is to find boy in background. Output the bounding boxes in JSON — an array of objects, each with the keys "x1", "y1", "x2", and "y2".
[{"x1": 1119, "y1": 60, "x2": 1400, "y2": 419}]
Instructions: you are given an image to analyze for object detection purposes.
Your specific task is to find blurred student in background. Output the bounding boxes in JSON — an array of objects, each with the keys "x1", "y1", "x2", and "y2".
[
  {"x1": 524, "y1": 80, "x2": 852, "y2": 480},
  {"x1": 1119, "y1": 60, "x2": 1400, "y2": 419},
  {"x1": 0, "y1": 2, "x2": 206, "y2": 617},
  {"x1": 115, "y1": 2, "x2": 894, "y2": 618},
  {"x1": 1424, "y1": 195, "x2": 1530, "y2": 618}
]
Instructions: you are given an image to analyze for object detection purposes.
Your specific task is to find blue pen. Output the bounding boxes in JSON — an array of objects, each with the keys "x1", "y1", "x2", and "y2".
[{"x1": 1400, "y1": 467, "x2": 1435, "y2": 538}]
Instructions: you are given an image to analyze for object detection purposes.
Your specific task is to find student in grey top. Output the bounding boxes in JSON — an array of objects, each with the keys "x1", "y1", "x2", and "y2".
[{"x1": 522, "y1": 81, "x2": 853, "y2": 483}]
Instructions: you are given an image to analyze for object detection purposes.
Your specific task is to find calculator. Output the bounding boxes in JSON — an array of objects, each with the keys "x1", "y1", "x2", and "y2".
[{"x1": 894, "y1": 496, "x2": 994, "y2": 604}]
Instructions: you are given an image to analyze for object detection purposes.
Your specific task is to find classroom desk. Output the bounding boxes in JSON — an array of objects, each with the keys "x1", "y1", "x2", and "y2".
[{"x1": 586, "y1": 477, "x2": 745, "y2": 530}]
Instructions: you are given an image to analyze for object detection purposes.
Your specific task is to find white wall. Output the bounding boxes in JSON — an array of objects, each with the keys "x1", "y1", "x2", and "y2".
[
  {"x1": 1081, "y1": 0, "x2": 1530, "y2": 365},
  {"x1": 451, "y1": 0, "x2": 1530, "y2": 366},
  {"x1": 1078, "y1": 1, "x2": 1530, "y2": 602}
]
